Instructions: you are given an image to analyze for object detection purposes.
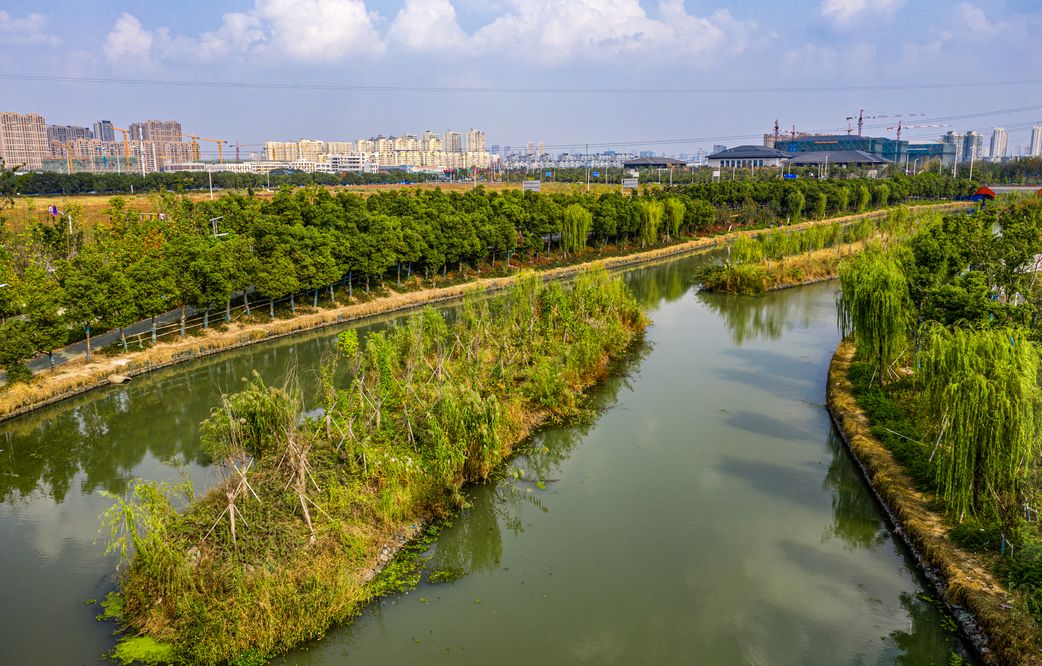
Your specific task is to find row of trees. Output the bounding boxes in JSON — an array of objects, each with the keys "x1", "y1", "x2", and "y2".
[
  {"x1": 12, "y1": 169, "x2": 447, "y2": 196},
  {"x1": 838, "y1": 199, "x2": 1042, "y2": 524},
  {"x1": 0, "y1": 173, "x2": 967, "y2": 381}
]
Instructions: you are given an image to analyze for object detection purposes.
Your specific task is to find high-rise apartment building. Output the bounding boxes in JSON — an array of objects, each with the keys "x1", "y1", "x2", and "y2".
[
  {"x1": 963, "y1": 131, "x2": 984, "y2": 162},
  {"x1": 93, "y1": 120, "x2": 115, "y2": 142},
  {"x1": 466, "y1": 129, "x2": 486, "y2": 153},
  {"x1": 47, "y1": 124, "x2": 93, "y2": 143},
  {"x1": 941, "y1": 131, "x2": 964, "y2": 163},
  {"x1": 1030, "y1": 126, "x2": 1042, "y2": 157},
  {"x1": 444, "y1": 131, "x2": 463, "y2": 153},
  {"x1": 990, "y1": 127, "x2": 1008, "y2": 161},
  {"x1": 0, "y1": 111, "x2": 48, "y2": 169},
  {"x1": 129, "y1": 119, "x2": 183, "y2": 143},
  {"x1": 422, "y1": 131, "x2": 442, "y2": 151}
]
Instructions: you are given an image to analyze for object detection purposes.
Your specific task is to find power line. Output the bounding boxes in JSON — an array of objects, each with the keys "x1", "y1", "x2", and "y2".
[{"x1": 5, "y1": 73, "x2": 1042, "y2": 95}]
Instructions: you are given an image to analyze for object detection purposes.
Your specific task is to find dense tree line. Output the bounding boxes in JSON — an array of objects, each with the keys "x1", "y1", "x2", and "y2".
[
  {"x1": 0, "y1": 172, "x2": 972, "y2": 380},
  {"x1": 12, "y1": 169, "x2": 447, "y2": 196}
]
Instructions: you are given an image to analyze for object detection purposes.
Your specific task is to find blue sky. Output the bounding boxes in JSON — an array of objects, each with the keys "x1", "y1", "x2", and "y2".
[{"x1": 3, "y1": 1, "x2": 1041, "y2": 156}]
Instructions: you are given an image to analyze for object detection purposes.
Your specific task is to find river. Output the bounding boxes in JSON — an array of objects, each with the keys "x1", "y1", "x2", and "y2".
[{"x1": 0, "y1": 251, "x2": 972, "y2": 664}]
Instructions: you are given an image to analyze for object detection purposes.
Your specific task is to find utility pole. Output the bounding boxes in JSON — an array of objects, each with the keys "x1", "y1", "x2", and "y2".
[
  {"x1": 585, "y1": 143, "x2": 590, "y2": 193},
  {"x1": 208, "y1": 167, "x2": 214, "y2": 200}
]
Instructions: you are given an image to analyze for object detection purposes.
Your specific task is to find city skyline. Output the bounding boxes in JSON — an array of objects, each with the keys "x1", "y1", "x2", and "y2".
[{"x1": 3, "y1": 1, "x2": 1042, "y2": 154}]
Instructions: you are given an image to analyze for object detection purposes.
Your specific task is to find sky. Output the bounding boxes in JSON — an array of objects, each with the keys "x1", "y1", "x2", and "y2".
[{"x1": 3, "y1": 0, "x2": 1042, "y2": 157}]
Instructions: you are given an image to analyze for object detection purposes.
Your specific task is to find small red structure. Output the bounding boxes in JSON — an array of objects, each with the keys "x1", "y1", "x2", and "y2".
[{"x1": 974, "y1": 186, "x2": 997, "y2": 200}]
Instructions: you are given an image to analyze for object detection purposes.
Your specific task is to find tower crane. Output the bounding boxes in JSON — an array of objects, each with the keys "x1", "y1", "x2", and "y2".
[
  {"x1": 183, "y1": 134, "x2": 229, "y2": 163},
  {"x1": 111, "y1": 126, "x2": 132, "y2": 163},
  {"x1": 887, "y1": 121, "x2": 950, "y2": 141},
  {"x1": 846, "y1": 110, "x2": 926, "y2": 136}
]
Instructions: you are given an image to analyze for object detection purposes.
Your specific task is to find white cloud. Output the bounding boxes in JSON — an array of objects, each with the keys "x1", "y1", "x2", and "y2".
[
  {"x1": 99, "y1": 0, "x2": 754, "y2": 66},
  {"x1": 470, "y1": 0, "x2": 753, "y2": 64},
  {"x1": 388, "y1": 0, "x2": 467, "y2": 53},
  {"x1": 104, "y1": 13, "x2": 153, "y2": 63},
  {"x1": 254, "y1": 0, "x2": 384, "y2": 61},
  {"x1": 0, "y1": 10, "x2": 60, "y2": 47},
  {"x1": 821, "y1": 0, "x2": 902, "y2": 27}
]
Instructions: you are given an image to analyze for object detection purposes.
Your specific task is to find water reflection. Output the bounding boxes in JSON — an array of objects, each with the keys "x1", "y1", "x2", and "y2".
[
  {"x1": 697, "y1": 282, "x2": 836, "y2": 346},
  {"x1": 822, "y1": 429, "x2": 889, "y2": 551},
  {"x1": 423, "y1": 339, "x2": 649, "y2": 581},
  {"x1": 889, "y1": 592, "x2": 966, "y2": 665}
]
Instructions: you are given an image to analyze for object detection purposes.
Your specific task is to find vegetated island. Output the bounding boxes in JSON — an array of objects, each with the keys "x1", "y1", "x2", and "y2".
[
  {"x1": 828, "y1": 197, "x2": 1042, "y2": 665},
  {"x1": 99, "y1": 266, "x2": 647, "y2": 665},
  {"x1": 697, "y1": 205, "x2": 945, "y2": 296}
]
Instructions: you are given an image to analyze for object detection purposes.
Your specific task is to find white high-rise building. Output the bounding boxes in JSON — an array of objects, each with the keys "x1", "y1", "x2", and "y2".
[
  {"x1": 1030, "y1": 126, "x2": 1042, "y2": 157},
  {"x1": 941, "y1": 131, "x2": 963, "y2": 163},
  {"x1": 444, "y1": 131, "x2": 463, "y2": 153},
  {"x1": 0, "y1": 111, "x2": 48, "y2": 169},
  {"x1": 990, "y1": 127, "x2": 1008, "y2": 161},
  {"x1": 466, "y1": 129, "x2": 486, "y2": 153}
]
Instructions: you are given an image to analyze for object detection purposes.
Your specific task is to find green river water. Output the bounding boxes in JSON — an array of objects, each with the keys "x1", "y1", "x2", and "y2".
[{"x1": 0, "y1": 252, "x2": 972, "y2": 664}]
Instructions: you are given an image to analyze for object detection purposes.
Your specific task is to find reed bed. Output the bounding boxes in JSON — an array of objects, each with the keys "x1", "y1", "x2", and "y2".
[{"x1": 103, "y1": 266, "x2": 648, "y2": 664}]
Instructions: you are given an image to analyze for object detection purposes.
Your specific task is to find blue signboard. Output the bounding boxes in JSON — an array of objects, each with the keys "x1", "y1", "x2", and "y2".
[
  {"x1": 592, "y1": 171, "x2": 600, "y2": 177},
  {"x1": 783, "y1": 173, "x2": 798, "y2": 179},
  {"x1": 545, "y1": 171, "x2": 552, "y2": 177}
]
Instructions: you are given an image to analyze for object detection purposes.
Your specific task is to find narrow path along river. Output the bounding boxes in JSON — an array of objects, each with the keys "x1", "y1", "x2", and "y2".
[{"x1": 0, "y1": 251, "x2": 973, "y2": 664}]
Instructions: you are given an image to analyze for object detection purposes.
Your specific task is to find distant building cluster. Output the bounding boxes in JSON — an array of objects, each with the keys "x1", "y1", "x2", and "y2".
[
  {"x1": 261, "y1": 128, "x2": 491, "y2": 173},
  {"x1": 0, "y1": 110, "x2": 195, "y2": 173}
]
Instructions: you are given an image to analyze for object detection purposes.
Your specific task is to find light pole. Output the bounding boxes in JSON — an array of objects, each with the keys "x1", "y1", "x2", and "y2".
[
  {"x1": 209, "y1": 216, "x2": 227, "y2": 238},
  {"x1": 208, "y1": 167, "x2": 215, "y2": 200}
]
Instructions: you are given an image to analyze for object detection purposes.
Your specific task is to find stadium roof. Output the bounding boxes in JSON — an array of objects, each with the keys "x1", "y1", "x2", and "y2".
[
  {"x1": 706, "y1": 145, "x2": 792, "y2": 160},
  {"x1": 786, "y1": 150, "x2": 890, "y2": 165},
  {"x1": 622, "y1": 157, "x2": 688, "y2": 168}
]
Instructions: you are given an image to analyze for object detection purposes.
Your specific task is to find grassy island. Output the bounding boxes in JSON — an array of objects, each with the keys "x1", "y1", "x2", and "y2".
[
  {"x1": 697, "y1": 206, "x2": 946, "y2": 295},
  {"x1": 100, "y1": 266, "x2": 647, "y2": 664}
]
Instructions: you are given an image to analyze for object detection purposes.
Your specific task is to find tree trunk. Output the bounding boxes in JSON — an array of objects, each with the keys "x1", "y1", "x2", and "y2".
[
  {"x1": 226, "y1": 298, "x2": 232, "y2": 322},
  {"x1": 48, "y1": 350, "x2": 55, "y2": 369},
  {"x1": 313, "y1": 289, "x2": 318, "y2": 308},
  {"x1": 328, "y1": 283, "x2": 334, "y2": 302},
  {"x1": 243, "y1": 293, "x2": 251, "y2": 316},
  {"x1": 290, "y1": 293, "x2": 295, "y2": 313},
  {"x1": 180, "y1": 305, "x2": 186, "y2": 336},
  {"x1": 407, "y1": 261, "x2": 412, "y2": 279},
  {"x1": 203, "y1": 307, "x2": 210, "y2": 329},
  {"x1": 348, "y1": 270, "x2": 353, "y2": 298},
  {"x1": 270, "y1": 297, "x2": 275, "y2": 319},
  {"x1": 151, "y1": 316, "x2": 157, "y2": 343},
  {"x1": 85, "y1": 325, "x2": 92, "y2": 362},
  {"x1": 120, "y1": 328, "x2": 128, "y2": 353},
  {"x1": 397, "y1": 262, "x2": 401, "y2": 286}
]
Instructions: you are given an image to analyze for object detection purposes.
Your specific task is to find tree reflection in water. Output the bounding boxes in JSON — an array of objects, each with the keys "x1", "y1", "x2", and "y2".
[
  {"x1": 888, "y1": 591, "x2": 972, "y2": 665},
  {"x1": 821, "y1": 429, "x2": 888, "y2": 551},
  {"x1": 421, "y1": 338, "x2": 649, "y2": 580},
  {"x1": 822, "y1": 433, "x2": 973, "y2": 663}
]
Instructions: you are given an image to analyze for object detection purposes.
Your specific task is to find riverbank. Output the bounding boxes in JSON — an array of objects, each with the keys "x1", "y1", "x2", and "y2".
[
  {"x1": 0, "y1": 202, "x2": 970, "y2": 424},
  {"x1": 827, "y1": 339, "x2": 1042, "y2": 666}
]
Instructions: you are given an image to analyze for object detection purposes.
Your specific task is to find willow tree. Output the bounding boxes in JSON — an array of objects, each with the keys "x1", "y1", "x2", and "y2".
[
  {"x1": 838, "y1": 244, "x2": 912, "y2": 381},
  {"x1": 918, "y1": 325, "x2": 1041, "y2": 521},
  {"x1": 561, "y1": 203, "x2": 592, "y2": 255},
  {"x1": 638, "y1": 201, "x2": 664, "y2": 248},
  {"x1": 663, "y1": 197, "x2": 685, "y2": 241}
]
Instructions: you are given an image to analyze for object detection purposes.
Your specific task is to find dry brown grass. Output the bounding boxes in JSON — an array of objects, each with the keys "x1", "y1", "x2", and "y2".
[
  {"x1": 828, "y1": 340, "x2": 1042, "y2": 665},
  {"x1": 0, "y1": 202, "x2": 970, "y2": 423}
]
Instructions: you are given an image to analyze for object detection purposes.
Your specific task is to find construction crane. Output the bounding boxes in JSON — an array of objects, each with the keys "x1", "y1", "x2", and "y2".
[
  {"x1": 183, "y1": 134, "x2": 229, "y2": 163},
  {"x1": 111, "y1": 126, "x2": 132, "y2": 163},
  {"x1": 846, "y1": 110, "x2": 926, "y2": 136},
  {"x1": 887, "y1": 121, "x2": 951, "y2": 141}
]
